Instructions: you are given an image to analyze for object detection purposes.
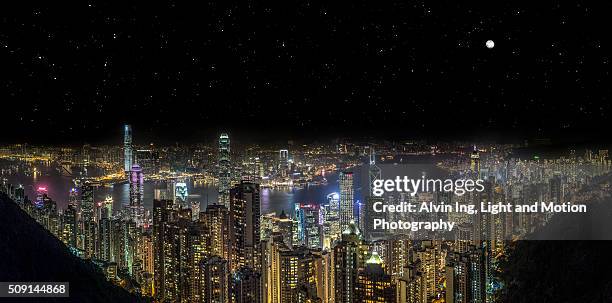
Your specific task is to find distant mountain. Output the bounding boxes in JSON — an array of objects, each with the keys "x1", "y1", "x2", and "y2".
[{"x1": 0, "y1": 193, "x2": 149, "y2": 303}]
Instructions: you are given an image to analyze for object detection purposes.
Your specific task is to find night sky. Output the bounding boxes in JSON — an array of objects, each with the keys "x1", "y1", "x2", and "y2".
[{"x1": 1, "y1": 1, "x2": 610, "y2": 144}]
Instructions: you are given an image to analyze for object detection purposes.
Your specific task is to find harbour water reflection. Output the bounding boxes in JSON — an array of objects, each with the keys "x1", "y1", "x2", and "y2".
[{"x1": 2, "y1": 157, "x2": 449, "y2": 215}]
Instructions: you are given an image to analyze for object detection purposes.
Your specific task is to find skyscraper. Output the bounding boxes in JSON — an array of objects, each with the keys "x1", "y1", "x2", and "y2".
[
  {"x1": 153, "y1": 199, "x2": 174, "y2": 299},
  {"x1": 61, "y1": 204, "x2": 77, "y2": 248},
  {"x1": 129, "y1": 164, "x2": 145, "y2": 225},
  {"x1": 333, "y1": 221, "x2": 367, "y2": 303},
  {"x1": 230, "y1": 181, "x2": 261, "y2": 271},
  {"x1": 200, "y1": 256, "x2": 230, "y2": 303},
  {"x1": 99, "y1": 216, "x2": 113, "y2": 262},
  {"x1": 279, "y1": 149, "x2": 289, "y2": 177},
  {"x1": 200, "y1": 204, "x2": 231, "y2": 260},
  {"x1": 124, "y1": 124, "x2": 133, "y2": 175},
  {"x1": 278, "y1": 247, "x2": 321, "y2": 303},
  {"x1": 355, "y1": 252, "x2": 396, "y2": 303},
  {"x1": 445, "y1": 246, "x2": 486, "y2": 303},
  {"x1": 294, "y1": 203, "x2": 321, "y2": 249},
  {"x1": 231, "y1": 267, "x2": 262, "y2": 303},
  {"x1": 321, "y1": 192, "x2": 341, "y2": 250},
  {"x1": 218, "y1": 133, "x2": 231, "y2": 208},
  {"x1": 190, "y1": 201, "x2": 200, "y2": 221},
  {"x1": 339, "y1": 171, "x2": 354, "y2": 231},
  {"x1": 80, "y1": 181, "x2": 97, "y2": 259},
  {"x1": 470, "y1": 145, "x2": 480, "y2": 178},
  {"x1": 68, "y1": 187, "x2": 79, "y2": 208},
  {"x1": 173, "y1": 181, "x2": 189, "y2": 209},
  {"x1": 365, "y1": 148, "x2": 384, "y2": 241},
  {"x1": 80, "y1": 181, "x2": 95, "y2": 222}
]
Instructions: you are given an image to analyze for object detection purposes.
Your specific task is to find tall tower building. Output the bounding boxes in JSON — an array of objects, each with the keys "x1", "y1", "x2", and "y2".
[
  {"x1": 153, "y1": 199, "x2": 174, "y2": 299},
  {"x1": 279, "y1": 247, "x2": 321, "y2": 303},
  {"x1": 230, "y1": 181, "x2": 261, "y2": 271},
  {"x1": 411, "y1": 241, "x2": 446, "y2": 302},
  {"x1": 200, "y1": 204, "x2": 231, "y2": 260},
  {"x1": 158, "y1": 211, "x2": 194, "y2": 302},
  {"x1": 294, "y1": 203, "x2": 321, "y2": 249},
  {"x1": 470, "y1": 145, "x2": 480, "y2": 178},
  {"x1": 190, "y1": 201, "x2": 200, "y2": 221},
  {"x1": 231, "y1": 267, "x2": 262, "y2": 303},
  {"x1": 339, "y1": 171, "x2": 354, "y2": 231},
  {"x1": 333, "y1": 221, "x2": 367, "y2": 303},
  {"x1": 218, "y1": 133, "x2": 231, "y2": 208},
  {"x1": 261, "y1": 234, "x2": 284, "y2": 303},
  {"x1": 124, "y1": 124, "x2": 133, "y2": 175},
  {"x1": 321, "y1": 192, "x2": 341, "y2": 250},
  {"x1": 78, "y1": 181, "x2": 98, "y2": 259},
  {"x1": 80, "y1": 181, "x2": 95, "y2": 222},
  {"x1": 61, "y1": 204, "x2": 77, "y2": 248},
  {"x1": 68, "y1": 187, "x2": 79, "y2": 208},
  {"x1": 173, "y1": 181, "x2": 189, "y2": 209},
  {"x1": 445, "y1": 246, "x2": 486, "y2": 303},
  {"x1": 279, "y1": 149, "x2": 289, "y2": 177},
  {"x1": 365, "y1": 148, "x2": 384, "y2": 240},
  {"x1": 99, "y1": 216, "x2": 113, "y2": 262},
  {"x1": 129, "y1": 164, "x2": 145, "y2": 225},
  {"x1": 356, "y1": 252, "x2": 396, "y2": 303},
  {"x1": 200, "y1": 256, "x2": 230, "y2": 303}
]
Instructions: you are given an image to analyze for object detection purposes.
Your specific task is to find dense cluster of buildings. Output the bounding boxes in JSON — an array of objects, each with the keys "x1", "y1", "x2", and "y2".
[{"x1": 1, "y1": 129, "x2": 611, "y2": 303}]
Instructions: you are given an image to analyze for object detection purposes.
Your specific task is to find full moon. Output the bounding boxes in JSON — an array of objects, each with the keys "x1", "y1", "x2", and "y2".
[{"x1": 486, "y1": 40, "x2": 495, "y2": 49}]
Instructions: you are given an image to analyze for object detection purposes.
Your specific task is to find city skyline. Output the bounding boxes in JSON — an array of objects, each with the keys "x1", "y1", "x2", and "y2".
[
  {"x1": 2, "y1": 1, "x2": 612, "y2": 302},
  {"x1": 1, "y1": 128, "x2": 611, "y2": 302}
]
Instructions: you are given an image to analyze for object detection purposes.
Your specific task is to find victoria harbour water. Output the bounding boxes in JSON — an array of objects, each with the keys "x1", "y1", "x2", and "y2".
[{"x1": 1, "y1": 156, "x2": 449, "y2": 215}]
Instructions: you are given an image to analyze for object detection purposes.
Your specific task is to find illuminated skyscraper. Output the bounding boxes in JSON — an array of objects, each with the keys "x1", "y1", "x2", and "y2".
[
  {"x1": 260, "y1": 211, "x2": 296, "y2": 249},
  {"x1": 79, "y1": 181, "x2": 97, "y2": 259},
  {"x1": 261, "y1": 234, "x2": 284, "y2": 303},
  {"x1": 140, "y1": 231, "x2": 155, "y2": 295},
  {"x1": 333, "y1": 221, "x2": 367, "y2": 303},
  {"x1": 190, "y1": 201, "x2": 200, "y2": 221},
  {"x1": 80, "y1": 181, "x2": 95, "y2": 222},
  {"x1": 231, "y1": 267, "x2": 262, "y2": 303},
  {"x1": 68, "y1": 187, "x2": 79, "y2": 208},
  {"x1": 129, "y1": 164, "x2": 145, "y2": 225},
  {"x1": 134, "y1": 148, "x2": 159, "y2": 175},
  {"x1": 230, "y1": 181, "x2": 261, "y2": 271},
  {"x1": 327, "y1": 192, "x2": 340, "y2": 212},
  {"x1": 155, "y1": 208, "x2": 194, "y2": 301},
  {"x1": 279, "y1": 149, "x2": 289, "y2": 177},
  {"x1": 411, "y1": 241, "x2": 446, "y2": 302},
  {"x1": 35, "y1": 186, "x2": 48, "y2": 209},
  {"x1": 61, "y1": 204, "x2": 77, "y2": 248},
  {"x1": 321, "y1": 192, "x2": 341, "y2": 249},
  {"x1": 99, "y1": 216, "x2": 113, "y2": 262},
  {"x1": 279, "y1": 247, "x2": 321, "y2": 303},
  {"x1": 364, "y1": 148, "x2": 384, "y2": 240},
  {"x1": 200, "y1": 204, "x2": 231, "y2": 260},
  {"x1": 186, "y1": 222, "x2": 207, "y2": 302},
  {"x1": 153, "y1": 199, "x2": 174, "y2": 299},
  {"x1": 445, "y1": 246, "x2": 486, "y2": 303},
  {"x1": 200, "y1": 256, "x2": 230, "y2": 303},
  {"x1": 173, "y1": 181, "x2": 189, "y2": 209},
  {"x1": 470, "y1": 145, "x2": 480, "y2": 178},
  {"x1": 294, "y1": 203, "x2": 321, "y2": 249},
  {"x1": 124, "y1": 124, "x2": 133, "y2": 174},
  {"x1": 373, "y1": 236, "x2": 410, "y2": 279},
  {"x1": 102, "y1": 195, "x2": 113, "y2": 219},
  {"x1": 339, "y1": 171, "x2": 354, "y2": 231},
  {"x1": 355, "y1": 252, "x2": 396, "y2": 303},
  {"x1": 218, "y1": 133, "x2": 231, "y2": 208}
]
